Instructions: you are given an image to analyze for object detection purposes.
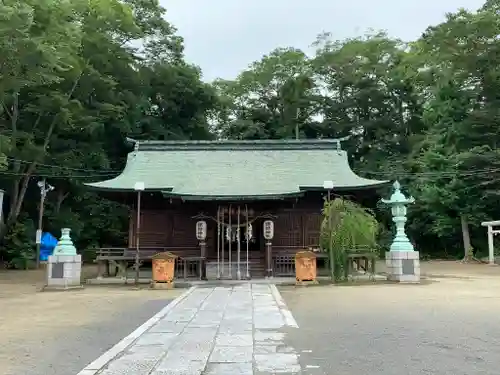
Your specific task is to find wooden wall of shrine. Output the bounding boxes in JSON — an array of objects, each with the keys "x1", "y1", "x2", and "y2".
[{"x1": 126, "y1": 193, "x2": 325, "y2": 258}]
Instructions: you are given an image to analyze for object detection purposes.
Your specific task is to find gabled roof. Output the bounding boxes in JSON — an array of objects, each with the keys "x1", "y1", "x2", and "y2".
[{"x1": 86, "y1": 139, "x2": 388, "y2": 199}]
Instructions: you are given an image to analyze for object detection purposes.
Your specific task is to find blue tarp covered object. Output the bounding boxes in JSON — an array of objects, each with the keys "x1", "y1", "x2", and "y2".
[{"x1": 40, "y1": 232, "x2": 58, "y2": 261}]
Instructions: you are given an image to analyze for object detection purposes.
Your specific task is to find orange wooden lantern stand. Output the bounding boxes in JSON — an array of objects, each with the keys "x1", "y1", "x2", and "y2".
[
  {"x1": 295, "y1": 250, "x2": 319, "y2": 285},
  {"x1": 151, "y1": 252, "x2": 178, "y2": 289}
]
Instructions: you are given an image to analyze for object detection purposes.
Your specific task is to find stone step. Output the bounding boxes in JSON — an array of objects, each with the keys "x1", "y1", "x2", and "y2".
[{"x1": 205, "y1": 260, "x2": 266, "y2": 279}]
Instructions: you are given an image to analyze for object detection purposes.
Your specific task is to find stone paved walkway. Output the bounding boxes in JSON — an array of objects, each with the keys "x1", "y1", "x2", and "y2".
[{"x1": 78, "y1": 285, "x2": 304, "y2": 375}]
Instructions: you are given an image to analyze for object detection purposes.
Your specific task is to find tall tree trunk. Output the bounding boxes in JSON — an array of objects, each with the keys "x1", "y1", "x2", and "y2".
[
  {"x1": 460, "y1": 214, "x2": 472, "y2": 261},
  {"x1": 0, "y1": 189, "x2": 5, "y2": 243},
  {"x1": 54, "y1": 190, "x2": 69, "y2": 214},
  {"x1": 0, "y1": 73, "x2": 84, "y2": 243}
]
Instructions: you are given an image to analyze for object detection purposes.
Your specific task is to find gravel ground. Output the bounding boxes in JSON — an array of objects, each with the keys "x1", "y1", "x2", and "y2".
[
  {"x1": 280, "y1": 275, "x2": 500, "y2": 375},
  {"x1": 0, "y1": 269, "x2": 183, "y2": 375},
  {"x1": 1, "y1": 262, "x2": 498, "y2": 375}
]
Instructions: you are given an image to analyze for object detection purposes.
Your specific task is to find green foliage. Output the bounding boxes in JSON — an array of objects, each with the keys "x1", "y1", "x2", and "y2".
[
  {"x1": 0, "y1": 0, "x2": 217, "y2": 262},
  {"x1": 211, "y1": 3, "x2": 500, "y2": 259},
  {"x1": 211, "y1": 47, "x2": 317, "y2": 140},
  {"x1": 1, "y1": 0, "x2": 499, "y2": 264},
  {"x1": 320, "y1": 198, "x2": 379, "y2": 282},
  {"x1": 2, "y1": 215, "x2": 35, "y2": 269}
]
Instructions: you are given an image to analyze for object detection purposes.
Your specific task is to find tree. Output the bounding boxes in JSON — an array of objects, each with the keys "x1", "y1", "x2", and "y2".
[
  {"x1": 2, "y1": 0, "x2": 499, "y2": 267},
  {"x1": 211, "y1": 47, "x2": 319, "y2": 140},
  {"x1": 0, "y1": 0, "x2": 85, "y2": 238},
  {"x1": 410, "y1": 5, "x2": 500, "y2": 258},
  {"x1": 312, "y1": 32, "x2": 426, "y2": 175},
  {"x1": 320, "y1": 198, "x2": 379, "y2": 282},
  {"x1": 0, "y1": 0, "x2": 218, "y2": 265}
]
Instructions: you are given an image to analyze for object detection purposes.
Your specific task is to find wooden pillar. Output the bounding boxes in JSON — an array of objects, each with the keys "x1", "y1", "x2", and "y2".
[
  {"x1": 228, "y1": 205, "x2": 232, "y2": 279},
  {"x1": 236, "y1": 206, "x2": 241, "y2": 280},
  {"x1": 217, "y1": 206, "x2": 221, "y2": 279},
  {"x1": 200, "y1": 240, "x2": 207, "y2": 280},
  {"x1": 263, "y1": 219, "x2": 274, "y2": 278},
  {"x1": 266, "y1": 241, "x2": 273, "y2": 278}
]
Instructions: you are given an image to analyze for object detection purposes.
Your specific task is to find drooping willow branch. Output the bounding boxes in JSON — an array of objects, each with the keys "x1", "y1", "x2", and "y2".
[{"x1": 320, "y1": 198, "x2": 379, "y2": 282}]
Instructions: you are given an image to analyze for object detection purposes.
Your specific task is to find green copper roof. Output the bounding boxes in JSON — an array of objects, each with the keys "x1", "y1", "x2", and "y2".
[{"x1": 86, "y1": 139, "x2": 388, "y2": 198}]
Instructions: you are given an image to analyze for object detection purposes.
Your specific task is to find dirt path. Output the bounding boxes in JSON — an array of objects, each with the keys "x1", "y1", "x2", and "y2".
[
  {"x1": 0, "y1": 268, "x2": 183, "y2": 375},
  {"x1": 377, "y1": 259, "x2": 500, "y2": 278},
  {"x1": 0, "y1": 260, "x2": 498, "y2": 374},
  {"x1": 282, "y1": 274, "x2": 500, "y2": 375}
]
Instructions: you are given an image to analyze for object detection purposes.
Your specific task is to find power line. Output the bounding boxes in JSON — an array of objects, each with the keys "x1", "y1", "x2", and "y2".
[
  {"x1": 1, "y1": 166, "x2": 500, "y2": 181},
  {"x1": 0, "y1": 170, "x2": 118, "y2": 179},
  {"x1": 5, "y1": 157, "x2": 120, "y2": 174},
  {"x1": 3, "y1": 155, "x2": 500, "y2": 180},
  {"x1": 357, "y1": 168, "x2": 500, "y2": 178}
]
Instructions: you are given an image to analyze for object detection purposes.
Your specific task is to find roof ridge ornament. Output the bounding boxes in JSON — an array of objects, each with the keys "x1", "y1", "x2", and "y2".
[{"x1": 134, "y1": 138, "x2": 355, "y2": 152}]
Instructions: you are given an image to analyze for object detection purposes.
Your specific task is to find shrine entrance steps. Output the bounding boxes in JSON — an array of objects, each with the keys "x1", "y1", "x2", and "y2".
[{"x1": 206, "y1": 251, "x2": 267, "y2": 279}]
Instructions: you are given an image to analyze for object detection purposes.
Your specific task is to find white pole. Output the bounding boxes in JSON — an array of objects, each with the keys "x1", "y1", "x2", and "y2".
[
  {"x1": 134, "y1": 190, "x2": 142, "y2": 285},
  {"x1": 228, "y1": 204, "x2": 232, "y2": 279},
  {"x1": 36, "y1": 180, "x2": 47, "y2": 269},
  {"x1": 216, "y1": 206, "x2": 220, "y2": 279},
  {"x1": 246, "y1": 204, "x2": 250, "y2": 279},
  {"x1": 221, "y1": 207, "x2": 225, "y2": 277},
  {"x1": 237, "y1": 206, "x2": 241, "y2": 280},
  {"x1": 0, "y1": 189, "x2": 4, "y2": 224},
  {"x1": 488, "y1": 226, "x2": 495, "y2": 265}
]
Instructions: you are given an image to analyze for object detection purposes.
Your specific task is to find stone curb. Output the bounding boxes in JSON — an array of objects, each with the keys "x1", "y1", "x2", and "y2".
[
  {"x1": 75, "y1": 286, "x2": 197, "y2": 375},
  {"x1": 270, "y1": 284, "x2": 299, "y2": 328}
]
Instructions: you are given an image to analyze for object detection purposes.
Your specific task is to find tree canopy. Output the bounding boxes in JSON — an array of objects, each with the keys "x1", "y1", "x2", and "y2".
[{"x1": 1, "y1": 0, "x2": 499, "y2": 266}]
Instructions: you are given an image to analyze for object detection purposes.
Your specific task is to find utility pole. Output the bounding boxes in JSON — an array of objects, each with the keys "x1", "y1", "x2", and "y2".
[
  {"x1": 135, "y1": 190, "x2": 141, "y2": 285},
  {"x1": 36, "y1": 179, "x2": 54, "y2": 268},
  {"x1": 134, "y1": 182, "x2": 145, "y2": 286},
  {"x1": 295, "y1": 107, "x2": 300, "y2": 140},
  {"x1": 323, "y1": 181, "x2": 334, "y2": 281},
  {"x1": 0, "y1": 189, "x2": 4, "y2": 236},
  {"x1": 0, "y1": 188, "x2": 4, "y2": 224}
]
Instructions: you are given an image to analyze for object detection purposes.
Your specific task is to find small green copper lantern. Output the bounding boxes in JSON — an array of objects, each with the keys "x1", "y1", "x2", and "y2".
[
  {"x1": 381, "y1": 181, "x2": 415, "y2": 252},
  {"x1": 53, "y1": 228, "x2": 78, "y2": 255}
]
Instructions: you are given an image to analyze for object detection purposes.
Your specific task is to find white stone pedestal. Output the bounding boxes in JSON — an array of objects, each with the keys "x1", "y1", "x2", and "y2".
[
  {"x1": 385, "y1": 251, "x2": 420, "y2": 283},
  {"x1": 46, "y1": 255, "x2": 82, "y2": 289}
]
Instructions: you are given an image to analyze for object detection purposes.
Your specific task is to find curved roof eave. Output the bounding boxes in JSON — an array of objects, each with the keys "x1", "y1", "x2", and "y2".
[
  {"x1": 299, "y1": 180, "x2": 390, "y2": 191},
  {"x1": 83, "y1": 139, "x2": 392, "y2": 195},
  {"x1": 161, "y1": 191, "x2": 305, "y2": 201}
]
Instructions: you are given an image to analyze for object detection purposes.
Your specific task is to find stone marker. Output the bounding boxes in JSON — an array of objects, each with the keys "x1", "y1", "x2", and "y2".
[
  {"x1": 46, "y1": 228, "x2": 82, "y2": 289},
  {"x1": 382, "y1": 181, "x2": 420, "y2": 283}
]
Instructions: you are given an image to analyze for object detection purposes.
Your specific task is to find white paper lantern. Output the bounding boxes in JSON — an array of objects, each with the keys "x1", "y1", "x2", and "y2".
[
  {"x1": 246, "y1": 224, "x2": 253, "y2": 240},
  {"x1": 196, "y1": 220, "x2": 207, "y2": 240},
  {"x1": 263, "y1": 220, "x2": 274, "y2": 240}
]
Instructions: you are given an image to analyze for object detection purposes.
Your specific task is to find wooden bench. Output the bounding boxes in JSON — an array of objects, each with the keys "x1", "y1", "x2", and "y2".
[
  {"x1": 345, "y1": 248, "x2": 377, "y2": 280},
  {"x1": 177, "y1": 256, "x2": 205, "y2": 280},
  {"x1": 93, "y1": 247, "x2": 202, "y2": 280}
]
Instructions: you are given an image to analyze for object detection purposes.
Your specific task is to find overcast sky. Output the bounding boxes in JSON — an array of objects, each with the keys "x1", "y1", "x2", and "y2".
[{"x1": 160, "y1": 0, "x2": 486, "y2": 81}]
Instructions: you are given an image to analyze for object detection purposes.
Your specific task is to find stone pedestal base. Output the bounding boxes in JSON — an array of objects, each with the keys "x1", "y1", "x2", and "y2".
[
  {"x1": 151, "y1": 281, "x2": 175, "y2": 289},
  {"x1": 46, "y1": 255, "x2": 82, "y2": 289},
  {"x1": 385, "y1": 251, "x2": 420, "y2": 283}
]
